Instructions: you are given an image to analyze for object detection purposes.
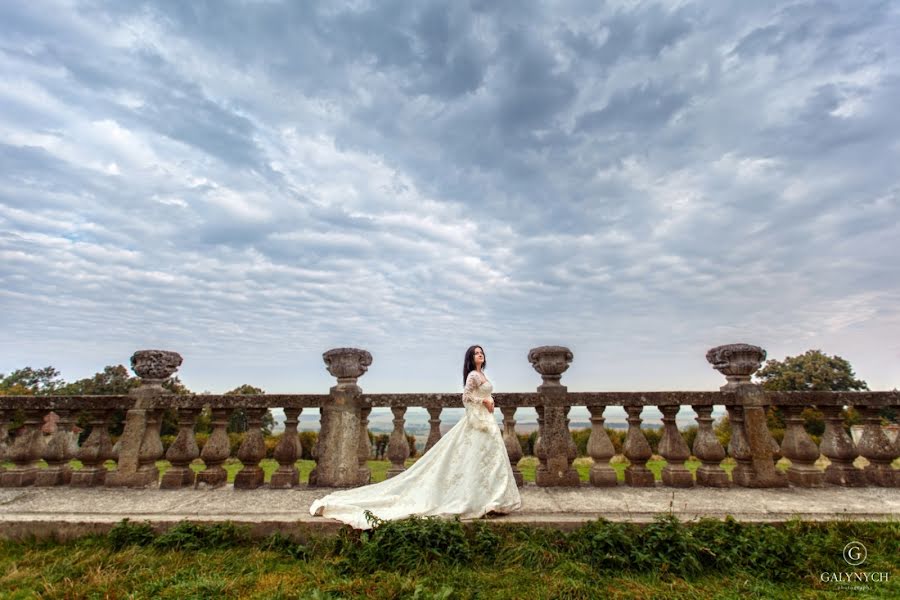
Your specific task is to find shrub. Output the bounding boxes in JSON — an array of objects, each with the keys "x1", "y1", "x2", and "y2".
[
  {"x1": 299, "y1": 431, "x2": 318, "y2": 460},
  {"x1": 681, "y1": 425, "x2": 698, "y2": 454}
]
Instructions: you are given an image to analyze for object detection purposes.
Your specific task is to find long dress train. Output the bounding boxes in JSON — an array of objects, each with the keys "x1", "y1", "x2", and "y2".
[{"x1": 309, "y1": 371, "x2": 522, "y2": 529}]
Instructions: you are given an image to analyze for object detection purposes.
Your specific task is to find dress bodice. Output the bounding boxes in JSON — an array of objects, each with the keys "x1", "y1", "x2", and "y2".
[{"x1": 473, "y1": 378, "x2": 493, "y2": 397}]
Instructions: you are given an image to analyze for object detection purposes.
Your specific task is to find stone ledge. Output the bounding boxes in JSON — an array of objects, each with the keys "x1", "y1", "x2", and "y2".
[{"x1": 1, "y1": 485, "x2": 897, "y2": 540}]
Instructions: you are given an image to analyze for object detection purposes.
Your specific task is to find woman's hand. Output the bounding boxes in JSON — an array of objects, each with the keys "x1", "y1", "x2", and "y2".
[{"x1": 483, "y1": 398, "x2": 494, "y2": 413}]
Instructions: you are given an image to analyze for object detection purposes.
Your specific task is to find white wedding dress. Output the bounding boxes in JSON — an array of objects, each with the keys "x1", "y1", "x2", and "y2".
[{"x1": 309, "y1": 371, "x2": 522, "y2": 529}]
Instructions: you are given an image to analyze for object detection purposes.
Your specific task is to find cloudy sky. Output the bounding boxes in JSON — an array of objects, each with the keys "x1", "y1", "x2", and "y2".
[{"x1": 2, "y1": 0, "x2": 899, "y2": 397}]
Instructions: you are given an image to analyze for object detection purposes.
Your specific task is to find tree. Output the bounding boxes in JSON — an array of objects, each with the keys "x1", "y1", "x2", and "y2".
[
  {"x1": 756, "y1": 350, "x2": 868, "y2": 392},
  {"x1": 224, "y1": 385, "x2": 275, "y2": 435},
  {"x1": 0, "y1": 366, "x2": 64, "y2": 395},
  {"x1": 755, "y1": 349, "x2": 873, "y2": 436}
]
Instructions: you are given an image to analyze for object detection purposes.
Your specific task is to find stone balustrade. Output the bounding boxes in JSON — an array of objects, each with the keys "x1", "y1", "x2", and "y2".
[{"x1": 0, "y1": 345, "x2": 897, "y2": 491}]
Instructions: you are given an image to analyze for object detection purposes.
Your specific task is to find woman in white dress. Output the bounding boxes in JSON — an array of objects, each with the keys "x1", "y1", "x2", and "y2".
[{"x1": 309, "y1": 345, "x2": 522, "y2": 529}]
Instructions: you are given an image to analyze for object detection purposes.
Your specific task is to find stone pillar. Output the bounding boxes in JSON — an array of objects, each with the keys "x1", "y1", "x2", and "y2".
[
  {"x1": 691, "y1": 405, "x2": 729, "y2": 487},
  {"x1": 35, "y1": 408, "x2": 77, "y2": 486},
  {"x1": 780, "y1": 405, "x2": 824, "y2": 487},
  {"x1": 586, "y1": 406, "x2": 616, "y2": 487},
  {"x1": 106, "y1": 350, "x2": 182, "y2": 487},
  {"x1": 659, "y1": 405, "x2": 693, "y2": 487},
  {"x1": 160, "y1": 408, "x2": 199, "y2": 489},
  {"x1": 501, "y1": 407, "x2": 524, "y2": 487},
  {"x1": 387, "y1": 406, "x2": 410, "y2": 478},
  {"x1": 314, "y1": 347, "x2": 372, "y2": 487},
  {"x1": 234, "y1": 408, "x2": 267, "y2": 489},
  {"x1": 0, "y1": 409, "x2": 44, "y2": 487},
  {"x1": 623, "y1": 405, "x2": 654, "y2": 486},
  {"x1": 707, "y1": 344, "x2": 786, "y2": 488},
  {"x1": 819, "y1": 405, "x2": 865, "y2": 486},
  {"x1": 529, "y1": 346, "x2": 579, "y2": 487},
  {"x1": 271, "y1": 407, "x2": 302, "y2": 489},
  {"x1": 71, "y1": 409, "x2": 114, "y2": 487},
  {"x1": 856, "y1": 405, "x2": 898, "y2": 487},
  {"x1": 196, "y1": 408, "x2": 231, "y2": 488},
  {"x1": 357, "y1": 406, "x2": 372, "y2": 485},
  {"x1": 424, "y1": 407, "x2": 443, "y2": 453}
]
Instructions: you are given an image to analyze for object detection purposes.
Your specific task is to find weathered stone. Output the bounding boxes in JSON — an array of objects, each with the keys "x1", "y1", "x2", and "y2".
[
  {"x1": 529, "y1": 346, "x2": 579, "y2": 487},
  {"x1": 705, "y1": 343, "x2": 766, "y2": 389},
  {"x1": 586, "y1": 406, "x2": 616, "y2": 487},
  {"x1": 424, "y1": 407, "x2": 442, "y2": 454},
  {"x1": 270, "y1": 408, "x2": 302, "y2": 489},
  {"x1": 780, "y1": 405, "x2": 824, "y2": 487},
  {"x1": 857, "y1": 405, "x2": 898, "y2": 487},
  {"x1": 107, "y1": 351, "x2": 182, "y2": 488},
  {"x1": 692, "y1": 405, "x2": 729, "y2": 487},
  {"x1": 234, "y1": 408, "x2": 267, "y2": 489},
  {"x1": 819, "y1": 405, "x2": 865, "y2": 487},
  {"x1": 130, "y1": 349, "x2": 183, "y2": 384},
  {"x1": 527, "y1": 346, "x2": 573, "y2": 386},
  {"x1": 387, "y1": 406, "x2": 410, "y2": 479},
  {"x1": 196, "y1": 408, "x2": 231, "y2": 489},
  {"x1": 0, "y1": 409, "x2": 43, "y2": 487},
  {"x1": 322, "y1": 347, "x2": 372, "y2": 384},
  {"x1": 313, "y1": 348, "x2": 371, "y2": 487},
  {"x1": 160, "y1": 408, "x2": 199, "y2": 489},
  {"x1": 35, "y1": 409, "x2": 76, "y2": 486},
  {"x1": 501, "y1": 407, "x2": 524, "y2": 487},
  {"x1": 659, "y1": 405, "x2": 694, "y2": 487},
  {"x1": 623, "y1": 405, "x2": 654, "y2": 487},
  {"x1": 708, "y1": 345, "x2": 786, "y2": 488},
  {"x1": 534, "y1": 405, "x2": 547, "y2": 481},
  {"x1": 356, "y1": 406, "x2": 372, "y2": 485},
  {"x1": 71, "y1": 410, "x2": 114, "y2": 487},
  {"x1": 0, "y1": 409, "x2": 9, "y2": 476}
]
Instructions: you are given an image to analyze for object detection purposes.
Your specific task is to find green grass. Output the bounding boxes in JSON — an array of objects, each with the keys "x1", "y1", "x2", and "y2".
[{"x1": 1, "y1": 517, "x2": 897, "y2": 599}]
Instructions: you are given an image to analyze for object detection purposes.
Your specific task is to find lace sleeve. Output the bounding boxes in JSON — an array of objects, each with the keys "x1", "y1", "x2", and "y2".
[{"x1": 462, "y1": 371, "x2": 483, "y2": 408}]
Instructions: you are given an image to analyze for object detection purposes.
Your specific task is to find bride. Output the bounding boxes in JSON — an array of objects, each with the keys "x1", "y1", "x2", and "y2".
[{"x1": 309, "y1": 345, "x2": 522, "y2": 529}]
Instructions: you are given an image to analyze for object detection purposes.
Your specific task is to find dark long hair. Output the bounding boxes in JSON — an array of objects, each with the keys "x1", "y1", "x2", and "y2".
[{"x1": 463, "y1": 345, "x2": 486, "y2": 385}]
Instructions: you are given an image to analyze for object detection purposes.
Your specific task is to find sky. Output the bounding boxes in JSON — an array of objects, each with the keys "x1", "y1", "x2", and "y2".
[{"x1": 2, "y1": 0, "x2": 899, "y2": 398}]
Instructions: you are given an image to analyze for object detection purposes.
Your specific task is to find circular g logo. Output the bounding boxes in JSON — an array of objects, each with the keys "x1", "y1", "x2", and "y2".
[{"x1": 843, "y1": 541, "x2": 867, "y2": 566}]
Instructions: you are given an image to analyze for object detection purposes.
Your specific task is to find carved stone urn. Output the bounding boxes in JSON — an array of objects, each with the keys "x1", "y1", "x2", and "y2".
[
  {"x1": 322, "y1": 347, "x2": 373, "y2": 386},
  {"x1": 527, "y1": 346, "x2": 574, "y2": 387},
  {"x1": 130, "y1": 350, "x2": 183, "y2": 386},
  {"x1": 705, "y1": 343, "x2": 766, "y2": 390}
]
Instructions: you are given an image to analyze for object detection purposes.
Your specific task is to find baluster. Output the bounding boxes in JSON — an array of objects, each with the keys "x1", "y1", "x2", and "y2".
[
  {"x1": 271, "y1": 407, "x2": 302, "y2": 488},
  {"x1": 234, "y1": 407, "x2": 267, "y2": 489},
  {"x1": 819, "y1": 405, "x2": 865, "y2": 486},
  {"x1": 501, "y1": 407, "x2": 524, "y2": 486},
  {"x1": 36, "y1": 409, "x2": 77, "y2": 486},
  {"x1": 623, "y1": 405, "x2": 654, "y2": 486},
  {"x1": 0, "y1": 409, "x2": 9, "y2": 475},
  {"x1": 0, "y1": 409, "x2": 44, "y2": 487},
  {"x1": 692, "y1": 405, "x2": 728, "y2": 487},
  {"x1": 586, "y1": 406, "x2": 616, "y2": 486},
  {"x1": 856, "y1": 405, "x2": 898, "y2": 487},
  {"x1": 781, "y1": 405, "x2": 823, "y2": 487},
  {"x1": 534, "y1": 405, "x2": 547, "y2": 481},
  {"x1": 424, "y1": 407, "x2": 442, "y2": 453},
  {"x1": 357, "y1": 406, "x2": 372, "y2": 484},
  {"x1": 659, "y1": 405, "x2": 693, "y2": 487},
  {"x1": 726, "y1": 405, "x2": 753, "y2": 487},
  {"x1": 196, "y1": 408, "x2": 231, "y2": 488},
  {"x1": 160, "y1": 407, "x2": 199, "y2": 489},
  {"x1": 387, "y1": 406, "x2": 409, "y2": 478},
  {"x1": 135, "y1": 409, "x2": 165, "y2": 487},
  {"x1": 71, "y1": 409, "x2": 114, "y2": 486}
]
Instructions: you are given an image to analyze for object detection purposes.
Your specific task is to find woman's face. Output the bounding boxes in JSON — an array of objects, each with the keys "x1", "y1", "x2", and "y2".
[{"x1": 473, "y1": 347, "x2": 485, "y2": 367}]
